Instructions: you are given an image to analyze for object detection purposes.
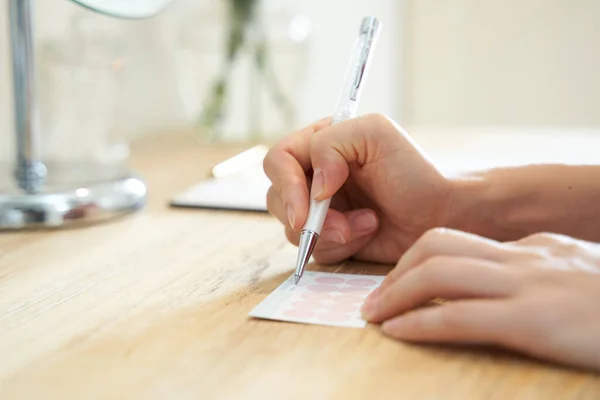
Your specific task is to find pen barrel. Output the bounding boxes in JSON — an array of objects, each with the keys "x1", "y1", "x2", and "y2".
[
  {"x1": 301, "y1": 16, "x2": 380, "y2": 238},
  {"x1": 303, "y1": 197, "x2": 332, "y2": 234}
]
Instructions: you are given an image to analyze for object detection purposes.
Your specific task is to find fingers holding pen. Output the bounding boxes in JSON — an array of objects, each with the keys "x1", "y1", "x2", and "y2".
[
  {"x1": 264, "y1": 149, "x2": 310, "y2": 230},
  {"x1": 308, "y1": 114, "x2": 399, "y2": 201},
  {"x1": 268, "y1": 184, "x2": 380, "y2": 264},
  {"x1": 263, "y1": 117, "x2": 332, "y2": 229},
  {"x1": 264, "y1": 116, "x2": 384, "y2": 264},
  {"x1": 282, "y1": 208, "x2": 352, "y2": 246},
  {"x1": 311, "y1": 209, "x2": 380, "y2": 264},
  {"x1": 266, "y1": 177, "x2": 309, "y2": 230}
]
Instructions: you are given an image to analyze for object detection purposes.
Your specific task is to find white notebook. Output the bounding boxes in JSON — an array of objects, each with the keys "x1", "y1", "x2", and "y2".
[{"x1": 170, "y1": 146, "x2": 270, "y2": 212}]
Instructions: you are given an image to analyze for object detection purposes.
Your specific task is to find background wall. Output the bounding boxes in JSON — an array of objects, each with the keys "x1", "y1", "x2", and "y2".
[{"x1": 401, "y1": 0, "x2": 600, "y2": 129}]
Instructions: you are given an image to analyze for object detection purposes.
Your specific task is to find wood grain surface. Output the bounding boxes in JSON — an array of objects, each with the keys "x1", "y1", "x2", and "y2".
[{"x1": 1, "y1": 130, "x2": 599, "y2": 399}]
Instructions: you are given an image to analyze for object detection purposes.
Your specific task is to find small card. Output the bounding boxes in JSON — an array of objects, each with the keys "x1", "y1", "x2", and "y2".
[
  {"x1": 170, "y1": 167, "x2": 270, "y2": 212},
  {"x1": 249, "y1": 271, "x2": 384, "y2": 328},
  {"x1": 170, "y1": 145, "x2": 270, "y2": 212}
]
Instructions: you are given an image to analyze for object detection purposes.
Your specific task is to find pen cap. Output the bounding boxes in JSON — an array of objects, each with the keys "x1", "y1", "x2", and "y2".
[
  {"x1": 332, "y1": 16, "x2": 381, "y2": 123},
  {"x1": 352, "y1": 16, "x2": 380, "y2": 100},
  {"x1": 360, "y1": 16, "x2": 380, "y2": 35}
]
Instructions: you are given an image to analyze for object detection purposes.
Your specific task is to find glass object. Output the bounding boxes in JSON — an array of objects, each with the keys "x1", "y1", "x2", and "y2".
[
  {"x1": 37, "y1": 10, "x2": 129, "y2": 165},
  {"x1": 71, "y1": 0, "x2": 172, "y2": 18},
  {"x1": 0, "y1": 0, "x2": 164, "y2": 231},
  {"x1": 172, "y1": 0, "x2": 312, "y2": 143}
]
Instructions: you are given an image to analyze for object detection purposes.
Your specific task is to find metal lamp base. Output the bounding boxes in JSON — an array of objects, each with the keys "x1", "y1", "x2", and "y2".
[{"x1": 0, "y1": 161, "x2": 147, "y2": 230}]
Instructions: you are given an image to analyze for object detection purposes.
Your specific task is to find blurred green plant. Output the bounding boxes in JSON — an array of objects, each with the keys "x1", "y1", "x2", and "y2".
[{"x1": 197, "y1": 0, "x2": 295, "y2": 141}]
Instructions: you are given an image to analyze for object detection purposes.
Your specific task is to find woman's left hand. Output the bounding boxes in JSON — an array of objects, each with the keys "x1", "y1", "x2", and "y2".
[{"x1": 360, "y1": 228, "x2": 600, "y2": 372}]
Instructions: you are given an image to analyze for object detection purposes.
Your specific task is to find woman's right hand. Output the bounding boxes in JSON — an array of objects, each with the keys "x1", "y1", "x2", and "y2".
[{"x1": 263, "y1": 113, "x2": 455, "y2": 265}]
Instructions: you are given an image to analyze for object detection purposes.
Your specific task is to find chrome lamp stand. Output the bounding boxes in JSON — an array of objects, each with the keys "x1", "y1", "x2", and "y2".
[{"x1": 0, "y1": 0, "x2": 147, "y2": 230}]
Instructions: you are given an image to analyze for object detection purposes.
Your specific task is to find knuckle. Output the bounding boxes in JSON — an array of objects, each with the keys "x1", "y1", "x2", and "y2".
[
  {"x1": 550, "y1": 240, "x2": 582, "y2": 258},
  {"x1": 532, "y1": 232, "x2": 553, "y2": 240},
  {"x1": 519, "y1": 232, "x2": 583, "y2": 257},
  {"x1": 358, "y1": 113, "x2": 390, "y2": 142},
  {"x1": 520, "y1": 231, "x2": 559, "y2": 244},
  {"x1": 313, "y1": 116, "x2": 332, "y2": 130},
  {"x1": 362, "y1": 113, "x2": 400, "y2": 136},
  {"x1": 414, "y1": 255, "x2": 449, "y2": 284},
  {"x1": 417, "y1": 227, "x2": 448, "y2": 247},
  {"x1": 427, "y1": 227, "x2": 449, "y2": 238},
  {"x1": 430, "y1": 227, "x2": 448, "y2": 236},
  {"x1": 364, "y1": 112, "x2": 391, "y2": 126}
]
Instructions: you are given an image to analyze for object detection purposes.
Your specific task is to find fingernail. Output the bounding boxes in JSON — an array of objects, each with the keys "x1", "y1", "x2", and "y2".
[
  {"x1": 322, "y1": 228, "x2": 345, "y2": 244},
  {"x1": 311, "y1": 168, "x2": 325, "y2": 199},
  {"x1": 287, "y1": 204, "x2": 295, "y2": 228},
  {"x1": 360, "y1": 297, "x2": 376, "y2": 320},
  {"x1": 365, "y1": 286, "x2": 382, "y2": 302},
  {"x1": 349, "y1": 212, "x2": 377, "y2": 234}
]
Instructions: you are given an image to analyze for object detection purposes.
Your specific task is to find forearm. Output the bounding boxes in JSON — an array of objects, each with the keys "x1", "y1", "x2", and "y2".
[{"x1": 447, "y1": 165, "x2": 600, "y2": 243}]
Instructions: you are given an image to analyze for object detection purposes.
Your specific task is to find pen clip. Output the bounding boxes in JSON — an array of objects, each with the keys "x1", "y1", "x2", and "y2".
[
  {"x1": 349, "y1": 19, "x2": 380, "y2": 101},
  {"x1": 349, "y1": 43, "x2": 369, "y2": 101}
]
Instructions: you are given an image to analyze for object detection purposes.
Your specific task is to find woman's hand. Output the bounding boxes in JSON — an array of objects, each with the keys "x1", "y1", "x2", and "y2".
[
  {"x1": 361, "y1": 228, "x2": 600, "y2": 372},
  {"x1": 263, "y1": 114, "x2": 453, "y2": 264}
]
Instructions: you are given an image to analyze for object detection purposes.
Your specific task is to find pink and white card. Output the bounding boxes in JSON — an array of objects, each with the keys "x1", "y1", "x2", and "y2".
[{"x1": 249, "y1": 271, "x2": 384, "y2": 328}]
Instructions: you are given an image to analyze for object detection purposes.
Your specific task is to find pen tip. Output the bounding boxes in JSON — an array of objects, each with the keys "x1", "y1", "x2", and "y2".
[{"x1": 294, "y1": 275, "x2": 300, "y2": 284}]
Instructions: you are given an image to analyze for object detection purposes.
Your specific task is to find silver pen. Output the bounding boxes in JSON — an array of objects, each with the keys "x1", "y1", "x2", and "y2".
[{"x1": 294, "y1": 16, "x2": 381, "y2": 284}]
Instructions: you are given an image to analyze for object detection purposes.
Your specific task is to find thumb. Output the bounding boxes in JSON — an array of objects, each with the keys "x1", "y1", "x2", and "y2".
[{"x1": 309, "y1": 113, "x2": 402, "y2": 200}]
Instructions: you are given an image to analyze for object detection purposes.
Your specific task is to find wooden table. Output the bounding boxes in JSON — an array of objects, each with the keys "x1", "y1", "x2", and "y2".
[{"x1": 1, "y1": 130, "x2": 600, "y2": 399}]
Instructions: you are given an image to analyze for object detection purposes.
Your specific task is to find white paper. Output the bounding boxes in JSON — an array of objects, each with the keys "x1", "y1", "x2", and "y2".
[
  {"x1": 170, "y1": 166, "x2": 270, "y2": 212},
  {"x1": 249, "y1": 271, "x2": 384, "y2": 328}
]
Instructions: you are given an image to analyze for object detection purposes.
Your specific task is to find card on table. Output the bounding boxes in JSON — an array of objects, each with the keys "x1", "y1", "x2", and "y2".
[
  {"x1": 170, "y1": 145, "x2": 270, "y2": 212},
  {"x1": 169, "y1": 166, "x2": 270, "y2": 212},
  {"x1": 249, "y1": 271, "x2": 384, "y2": 328}
]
